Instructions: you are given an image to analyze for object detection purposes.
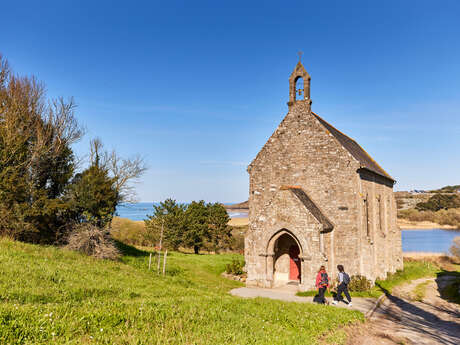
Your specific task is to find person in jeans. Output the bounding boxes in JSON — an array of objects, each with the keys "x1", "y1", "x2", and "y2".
[
  {"x1": 332, "y1": 265, "x2": 352, "y2": 307},
  {"x1": 315, "y1": 265, "x2": 329, "y2": 304}
]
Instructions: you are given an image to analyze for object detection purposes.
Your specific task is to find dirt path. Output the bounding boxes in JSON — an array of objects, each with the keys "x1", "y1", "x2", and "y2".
[{"x1": 349, "y1": 276, "x2": 460, "y2": 345}]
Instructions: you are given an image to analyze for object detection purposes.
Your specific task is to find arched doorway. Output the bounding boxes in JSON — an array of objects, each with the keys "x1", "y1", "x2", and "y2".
[{"x1": 273, "y1": 233, "x2": 301, "y2": 284}]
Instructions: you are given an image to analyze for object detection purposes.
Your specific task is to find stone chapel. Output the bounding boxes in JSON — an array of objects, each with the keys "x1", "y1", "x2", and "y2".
[{"x1": 245, "y1": 61, "x2": 403, "y2": 291}]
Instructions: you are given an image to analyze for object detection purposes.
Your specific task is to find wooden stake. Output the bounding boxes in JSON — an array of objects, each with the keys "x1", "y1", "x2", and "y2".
[
  {"x1": 148, "y1": 253, "x2": 152, "y2": 270},
  {"x1": 157, "y1": 218, "x2": 164, "y2": 274},
  {"x1": 162, "y1": 249, "x2": 168, "y2": 276}
]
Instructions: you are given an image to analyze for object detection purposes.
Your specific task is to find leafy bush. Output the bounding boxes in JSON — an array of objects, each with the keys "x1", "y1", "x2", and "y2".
[
  {"x1": 225, "y1": 258, "x2": 245, "y2": 275},
  {"x1": 347, "y1": 275, "x2": 372, "y2": 292},
  {"x1": 65, "y1": 224, "x2": 120, "y2": 260}
]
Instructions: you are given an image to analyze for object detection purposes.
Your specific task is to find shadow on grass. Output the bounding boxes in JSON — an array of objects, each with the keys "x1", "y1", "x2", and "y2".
[
  {"x1": 375, "y1": 282, "x2": 460, "y2": 344},
  {"x1": 436, "y1": 270, "x2": 460, "y2": 305},
  {"x1": 114, "y1": 240, "x2": 149, "y2": 257}
]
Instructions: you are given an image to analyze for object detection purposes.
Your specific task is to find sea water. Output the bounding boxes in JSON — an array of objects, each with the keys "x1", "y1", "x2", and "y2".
[
  {"x1": 401, "y1": 229, "x2": 460, "y2": 254},
  {"x1": 115, "y1": 202, "x2": 249, "y2": 220}
]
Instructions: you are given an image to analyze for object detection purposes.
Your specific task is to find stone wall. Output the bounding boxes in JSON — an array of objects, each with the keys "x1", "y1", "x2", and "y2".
[{"x1": 245, "y1": 100, "x2": 402, "y2": 290}]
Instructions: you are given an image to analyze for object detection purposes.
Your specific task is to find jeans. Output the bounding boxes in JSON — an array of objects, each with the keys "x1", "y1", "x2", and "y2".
[
  {"x1": 318, "y1": 286, "x2": 327, "y2": 304},
  {"x1": 336, "y1": 283, "x2": 351, "y2": 303}
]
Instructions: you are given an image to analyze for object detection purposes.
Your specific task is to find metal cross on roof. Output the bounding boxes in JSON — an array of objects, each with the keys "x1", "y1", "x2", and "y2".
[{"x1": 298, "y1": 51, "x2": 303, "y2": 62}]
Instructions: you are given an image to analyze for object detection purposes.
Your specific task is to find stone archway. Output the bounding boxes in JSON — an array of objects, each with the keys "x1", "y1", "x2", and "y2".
[{"x1": 267, "y1": 230, "x2": 303, "y2": 286}]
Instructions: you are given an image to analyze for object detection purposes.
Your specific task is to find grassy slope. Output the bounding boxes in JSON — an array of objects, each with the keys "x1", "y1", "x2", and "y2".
[{"x1": 0, "y1": 239, "x2": 362, "y2": 345}]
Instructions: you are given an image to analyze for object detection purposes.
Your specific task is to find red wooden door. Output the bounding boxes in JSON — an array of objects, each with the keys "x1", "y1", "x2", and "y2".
[{"x1": 289, "y1": 245, "x2": 300, "y2": 280}]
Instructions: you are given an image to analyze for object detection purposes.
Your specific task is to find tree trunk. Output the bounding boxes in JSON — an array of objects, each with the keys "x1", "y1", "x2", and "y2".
[{"x1": 194, "y1": 245, "x2": 199, "y2": 254}]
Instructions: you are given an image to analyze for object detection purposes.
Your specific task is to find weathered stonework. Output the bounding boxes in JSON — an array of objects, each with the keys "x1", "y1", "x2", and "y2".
[{"x1": 245, "y1": 62, "x2": 403, "y2": 291}]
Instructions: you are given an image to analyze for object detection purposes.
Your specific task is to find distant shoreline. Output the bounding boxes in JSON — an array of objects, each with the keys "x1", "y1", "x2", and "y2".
[
  {"x1": 397, "y1": 219, "x2": 458, "y2": 230},
  {"x1": 228, "y1": 218, "x2": 459, "y2": 230},
  {"x1": 113, "y1": 215, "x2": 458, "y2": 231}
]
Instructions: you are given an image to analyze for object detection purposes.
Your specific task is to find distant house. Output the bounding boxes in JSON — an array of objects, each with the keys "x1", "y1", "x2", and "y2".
[{"x1": 245, "y1": 61, "x2": 403, "y2": 291}]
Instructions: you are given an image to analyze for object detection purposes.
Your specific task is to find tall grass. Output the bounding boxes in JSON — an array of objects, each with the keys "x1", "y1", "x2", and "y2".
[
  {"x1": 110, "y1": 217, "x2": 148, "y2": 246},
  {"x1": 0, "y1": 238, "x2": 362, "y2": 345}
]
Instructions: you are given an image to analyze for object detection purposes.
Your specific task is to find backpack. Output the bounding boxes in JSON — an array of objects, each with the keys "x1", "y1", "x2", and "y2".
[
  {"x1": 343, "y1": 272, "x2": 350, "y2": 285},
  {"x1": 320, "y1": 272, "x2": 328, "y2": 286}
]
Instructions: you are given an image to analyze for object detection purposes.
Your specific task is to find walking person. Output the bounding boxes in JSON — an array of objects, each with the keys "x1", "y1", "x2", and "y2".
[
  {"x1": 315, "y1": 265, "x2": 329, "y2": 304},
  {"x1": 332, "y1": 265, "x2": 352, "y2": 306}
]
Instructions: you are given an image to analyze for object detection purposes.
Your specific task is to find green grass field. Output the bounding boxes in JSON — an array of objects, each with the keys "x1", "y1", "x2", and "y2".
[{"x1": 0, "y1": 238, "x2": 363, "y2": 345}]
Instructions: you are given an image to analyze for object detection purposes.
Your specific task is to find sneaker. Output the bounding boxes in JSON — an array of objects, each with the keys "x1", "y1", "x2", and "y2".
[
  {"x1": 348, "y1": 302, "x2": 353, "y2": 307},
  {"x1": 332, "y1": 301, "x2": 337, "y2": 305}
]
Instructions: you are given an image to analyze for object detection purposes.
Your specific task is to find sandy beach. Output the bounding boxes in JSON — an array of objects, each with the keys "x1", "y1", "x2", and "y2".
[
  {"x1": 228, "y1": 217, "x2": 249, "y2": 227},
  {"x1": 397, "y1": 219, "x2": 457, "y2": 230}
]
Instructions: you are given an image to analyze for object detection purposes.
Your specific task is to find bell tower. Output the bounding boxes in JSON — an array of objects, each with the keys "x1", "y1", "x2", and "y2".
[{"x1": 287, "y1": 52, "x2": 312, "y2": 111}]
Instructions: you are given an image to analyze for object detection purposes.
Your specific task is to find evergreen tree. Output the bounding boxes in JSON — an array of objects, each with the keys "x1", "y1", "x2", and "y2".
[
  {"x1": 67, "y1": 158, "x2": 118, "y2": 228},
  {"x1": 207, "y1": 202, "x2": 232, "y2": 253},
  {"x1": 0, "y1": 54, "x2": 83, "y2": 242},
  {"x1": 184, "y1": 200, "x2": 209, "y2": 254},
  {"x1": 144, "y1": 199, "x2": 187, "y2": 250}
]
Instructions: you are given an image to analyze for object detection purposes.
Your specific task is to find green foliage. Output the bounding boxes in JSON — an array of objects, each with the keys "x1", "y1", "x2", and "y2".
[
  {"x1": 0, "y1": 238, "x2": 363, "y2": 344},
  {"x1": 0, "y1": 54, "x2": 145, "y2": 243},
  {"x1": 144, "y1": 199, "x2": 187, "y2": 250},
  {"x1": 0, "y1": 54, "x2": 82, "y2": 243},
  {"x1": 207, "y1": 202, "x2": 232, "y2": 253},
  {"x1": 67, "y1": 162, "x2": 118, "y2": 228},
  {"x1": 225, "y1": 258, "x2": 245, "y2": 275},
  {"x1": 416, "y1": 193, "x2": 460, "y2": 211},
  {"x1": 347, "y1": 275, "x2": 372, "y2": 292},
  {"x1": 145, "y1": 199, "x2": 233, "y2": 253},
  {"x1": 183, "y1": 200, "x2": 209, "y2": 254}
]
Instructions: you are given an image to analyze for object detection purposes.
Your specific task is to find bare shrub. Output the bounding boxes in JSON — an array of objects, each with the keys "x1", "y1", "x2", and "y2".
[
  {"x1": 450, "y1": 237, "x2": 460, "y2": 263},
  {"x1": 66, "y1": 224, "x2": 120, "y2": 260}
]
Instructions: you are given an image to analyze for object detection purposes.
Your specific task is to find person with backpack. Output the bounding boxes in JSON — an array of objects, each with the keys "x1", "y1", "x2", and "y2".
[
  {"x1": 315, "y1": 265, "x2": 330, "y2": 304},
  {"x1": 332, "y1": 265, "x2": 352, "y2": 306}
]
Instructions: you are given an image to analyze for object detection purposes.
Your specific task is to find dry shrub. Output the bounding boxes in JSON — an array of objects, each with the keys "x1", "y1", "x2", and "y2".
[
  {"x1": 66, "y1": 224, "x2": 120, "y2": 260},
  {"x1": 404, "y1": 253, "x2": 458, "y2": 270},
  {"x1": 450, "y1": 237, "x2": 460, "y2": 263},
  {"x1": 398, "y1": 208, "x2": 460, "y2": 228}
]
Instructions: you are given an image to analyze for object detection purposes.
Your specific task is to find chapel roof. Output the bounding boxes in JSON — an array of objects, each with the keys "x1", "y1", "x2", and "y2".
[
  {"x1": 312, "y1": 112, "x2": 395, "y2": 182},
  {"x1": 281, "y1": 186, "x2": 334, "y2": 232}
]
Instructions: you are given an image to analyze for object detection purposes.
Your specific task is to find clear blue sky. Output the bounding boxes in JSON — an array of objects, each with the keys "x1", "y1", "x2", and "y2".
[{"x1": 2, "y1": 0, "x2": 459, "y2": 202}]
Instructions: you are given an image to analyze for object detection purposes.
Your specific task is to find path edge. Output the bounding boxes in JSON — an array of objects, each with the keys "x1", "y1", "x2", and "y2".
[{"x1": 365, "y1": 294, "x2": 386, "y2": 319}]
